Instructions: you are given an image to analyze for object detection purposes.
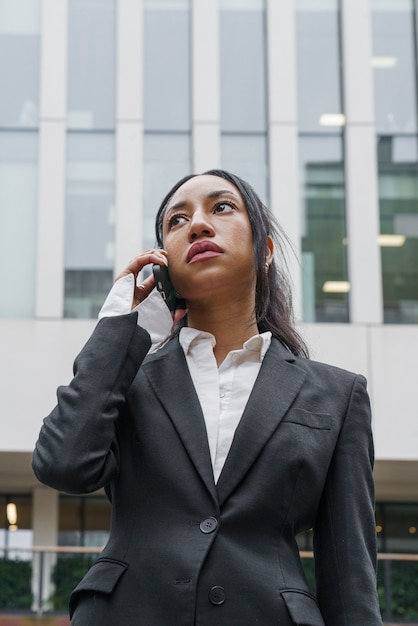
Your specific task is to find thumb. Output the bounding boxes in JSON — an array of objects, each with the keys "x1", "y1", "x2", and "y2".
[{"x1": 173, "y1": 308, "x2": 187, "y2": 325}]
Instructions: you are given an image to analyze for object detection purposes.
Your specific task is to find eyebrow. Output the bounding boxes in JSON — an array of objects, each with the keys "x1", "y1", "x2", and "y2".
[{"x1": 165, "y1": 189, "x2": 241, "y2": 216}]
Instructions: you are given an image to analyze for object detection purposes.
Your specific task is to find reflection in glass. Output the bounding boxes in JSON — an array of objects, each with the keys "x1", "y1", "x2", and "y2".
[
  {"x1": 143, "y1": 0, "x2": 191, "y2": 132},
  {"x1": 143, "y1": 134, "x2": 192, "y2": 249},
  {"x1": 0, "y1": 494, "x2": 33, "y2": 558},
  {"x1": 58, "y1": 495, "x2": 111, "y2": 548},
  {"x1": 371, "y1": 0, "x2": 417, "y2": 134},
  {"x1": 375, "y1": 502, "x2": 418, "y2": 554},
  {"x1": 371, "y1": 1, "x2": 418, "y2": 322},
  {"x1": 295, "y1": 0, "x2": 346, "y2": 322},
  {"x1": 0, "y1": 0, "x2": 40, "y2": 128},
  {"x1": 221, "y1": 134, "x2": 268, "y2": 205},
  {"x1": 0, "y1": 132, "x2": 38, "y2": 317},
  {"x1": 143, "y1": 1, "x2": 191, "y2": 253},
  {"x1": 220, "y1": 0, "x2": 266, "y2": 133},
  {"x1": 67, "y1": 0, "x2": 116, "y2": 130},
  {"x1": 299, "y1": 136, "x2": 348, "y2": 323},
  {"x1": 378, "y1": 136, "x2": 418, "y2": 323},
  {"x1": 295, "y1": 0, "x2": 343, "y2": 133},
  {"x1": 64, "y1": 133, "x2": 115, "y2": 318},
  {"x1": 220, "y1": 0, "x2": 267, "y2": 198}
]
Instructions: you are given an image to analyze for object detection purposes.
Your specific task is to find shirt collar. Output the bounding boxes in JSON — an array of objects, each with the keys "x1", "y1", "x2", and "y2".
[
  {"x1": 179, "y1": 327, "x2": 271, "y2": 362},
  {"x1": 179, "y1": 327, "x2": 216, "y2": 355},
  {"x1": 242, "y1": 332, "x2": 272, "y2": 361}
]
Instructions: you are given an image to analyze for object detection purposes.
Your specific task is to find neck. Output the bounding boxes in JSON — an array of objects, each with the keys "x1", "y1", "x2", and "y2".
[{"x1": 186, "y1": 296, "x2": 259, "y2": 366}]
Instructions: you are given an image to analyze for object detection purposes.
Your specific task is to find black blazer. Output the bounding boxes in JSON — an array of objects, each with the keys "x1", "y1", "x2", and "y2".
[{"x1": 33, "y1": 313, "x2": 382, "y2": 625}]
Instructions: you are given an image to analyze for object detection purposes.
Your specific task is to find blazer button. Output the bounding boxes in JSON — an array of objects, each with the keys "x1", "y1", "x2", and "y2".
[
  {"x1": 199, "y1": 516, "x2": 218, "y2": 534},
  {"x1": 209, "y1": 586, "x2": 226, "y2": 605}
]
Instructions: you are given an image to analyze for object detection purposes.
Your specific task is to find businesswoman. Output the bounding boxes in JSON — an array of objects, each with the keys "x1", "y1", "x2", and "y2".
[{"x1": 33, "y1": 170, "x2": 382, "y2": 625}]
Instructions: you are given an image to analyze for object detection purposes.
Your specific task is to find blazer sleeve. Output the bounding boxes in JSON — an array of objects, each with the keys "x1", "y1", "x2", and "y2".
[
  {"x1": 32, "y1": 312, "x2": 151, "y2": 494},
  {"x1": 313, "y1": 374, "x2": 383, "y2": 625}
]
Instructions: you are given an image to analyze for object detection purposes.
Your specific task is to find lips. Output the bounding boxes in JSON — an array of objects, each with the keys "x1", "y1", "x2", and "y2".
[{"x1": 186, "y1": 241, "x2": 223, "y2": 263}]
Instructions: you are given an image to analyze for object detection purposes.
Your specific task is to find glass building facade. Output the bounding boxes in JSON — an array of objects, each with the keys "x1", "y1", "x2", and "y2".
[
  {"x1": 1, "y1": 0, "x2": 417, "y2": 324},
  {"x1": 220, "y1": 0, "x2": 268, "y2": 202},
  {"x1": 0, "y1": 1, "x2": 40, "y2": 318},
  {"x1": 64, "y1": 0, "x2": 116, "y2": 317},
  {"x1": 143, "y1": 0, "x2": 192, "y2": 250},
  {"x1": 372, "y1": 0, "x2": 418, "y2": 323},
  {"x1": 296, "y1": 0, "x2": 349, "y2": 322}
]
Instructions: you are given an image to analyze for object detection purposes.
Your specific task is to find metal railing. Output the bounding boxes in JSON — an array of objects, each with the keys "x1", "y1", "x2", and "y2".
[
  {"x1": 0, "y1": 545, "x2": 101, "y2": 616},
  {"x1": 0, "y1": 547, "x2": 417, "y2": 623}
]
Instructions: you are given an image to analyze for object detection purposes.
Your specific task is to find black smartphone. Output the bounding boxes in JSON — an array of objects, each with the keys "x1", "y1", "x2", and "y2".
[{"x1": 152, "y1": 264, "x2": 186, "y2": 312}]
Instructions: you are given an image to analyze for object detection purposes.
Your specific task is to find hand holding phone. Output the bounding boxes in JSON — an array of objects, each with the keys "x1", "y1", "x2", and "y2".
[{"x1": 152, "y1": 264, "x2": 186, "y2": 313}]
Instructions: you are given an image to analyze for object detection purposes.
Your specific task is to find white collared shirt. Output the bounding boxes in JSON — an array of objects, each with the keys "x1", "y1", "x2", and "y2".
[
  {"x1": 99, "y1": 275, "x2": 272, "y2": 482},
  {"x1": 179, "y1": 327, "x2": 271, "y2": 482}
]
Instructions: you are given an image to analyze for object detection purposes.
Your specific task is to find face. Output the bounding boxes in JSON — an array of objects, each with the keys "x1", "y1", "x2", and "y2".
[{"x1": 161, "y1": 175, "x2": 256, "y2": 303}]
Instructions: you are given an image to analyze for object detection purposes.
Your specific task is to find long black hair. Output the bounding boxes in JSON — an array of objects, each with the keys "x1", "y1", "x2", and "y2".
[{"x1": 155, "y1": 169, "x2": 309, "y2": 358}]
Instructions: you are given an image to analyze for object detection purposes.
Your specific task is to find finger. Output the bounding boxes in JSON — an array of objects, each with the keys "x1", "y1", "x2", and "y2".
[
  {"x1": 173, "y1": 308, "x2": 187, "y2": 325},
  {"x1": 141, "y1": 274, "x2": 156, "y2": 294},
  {"x1": 133, "y1": 274, "x2": 156, "y2": 306},
  {"x1": 133, "y1": 284, "x2": 150, "y2": 308},
  {"x1": 115, "y1": 249, "x2": 168, "y2": 282}
]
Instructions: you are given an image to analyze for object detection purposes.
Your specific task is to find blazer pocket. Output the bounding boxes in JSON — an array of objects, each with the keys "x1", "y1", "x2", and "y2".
[
  {"x1": 69, "y1": 557, "x2": 128, "y2": 618},
  {"x1": 280, "y1": 589, "x2": 325, "y2": 626},
  {"x1": 281, "y1": 409, "x2": 332, "y2": 430}
]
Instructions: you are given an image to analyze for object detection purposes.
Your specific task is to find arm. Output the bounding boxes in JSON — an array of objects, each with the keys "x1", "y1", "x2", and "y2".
[
  {"x1": 98, "y1": 249, "x2": 186, "y2": 346},
  {"x1": 32, "y1": 313, "x2": 151, "y2": 494},
  {"x1": 99, "y1": 273, "x2": 173, "y2": 347},
  {"x1": 314, "y1": 375, "x2": 383, "y2": 625},
  {"x1": 33, "y1": 249, "x2": 184, "y2": 495}
]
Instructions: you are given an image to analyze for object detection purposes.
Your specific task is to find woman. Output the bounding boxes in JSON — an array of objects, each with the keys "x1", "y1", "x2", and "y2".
[{"x1": 33, "y1": 170, "x2": 382, "y2": 625}]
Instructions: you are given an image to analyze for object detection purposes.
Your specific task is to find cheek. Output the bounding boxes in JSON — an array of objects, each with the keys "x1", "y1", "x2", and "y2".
[
  {"x1": 234, "y1": 224, "x2": 254, "y2": 261},
  {"x1": 164, "y1": 237, "x2": 181, "y2": 264},
  {"x1": 162, "y1": 226, "x2": 180, "y2": 255},
  {"x1": 163, "y1": 239, "x2": 184, "y2": 284}
]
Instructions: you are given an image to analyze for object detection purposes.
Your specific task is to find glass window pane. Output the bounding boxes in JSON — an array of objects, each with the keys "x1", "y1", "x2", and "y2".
[
  {"x1": 221, "y1": 134, "x2": 268, "y2": 204},
  {"x1": 300, "y1": 135, "x2": 348, "y2": 322},
  {"x1": 64, "y1": 133, "x2": 115, "y2": 318},
  {"x1": 58, "y1": 496, "x2": 81, "y2": 543},
  {"x1": 296, "y1": 0, "x2": 346, "y2": 323},
  {"x1": 0, "y1": 132, "x2": 37, "y2": 318},
  {"x1": 67, "y1": 0, "x2": 116, "y2": 130},
  {"x1": 58, "y1": 496, "x2": 110, "y2": 548},
  {"x1": 143, "y1": 133, "x2": 192, "y2": 249},
  {"x1": 84, "y1": 496, "x2": 111, "y2": 547},
  {"x1": 144, "y1": 0, "x2": 191, "y2": 132},
  {"x1": 376, "y1": 502, "x2": 418, "y2": 553},
  {"x1": 295, "y1": 0, "x2": 343, "y2": 134},
  {"x1": 371, "y1": 0, "x2": 417, "y2": 134},
  {"x1": 378, "y1": 136, "x2": 418, "y2": 323},
  {"x1": 220, "y1": 0, "x2": 267, "y2": 198},
  {"x1": 0, "y1": 495, "x2": 33, "y2": 557},
  {"x1": 220, "y1": 0, "x2": 266, "y2": 133},
  {"x1": 0, "y1": 0, "x2": 40, "y2": 128}
]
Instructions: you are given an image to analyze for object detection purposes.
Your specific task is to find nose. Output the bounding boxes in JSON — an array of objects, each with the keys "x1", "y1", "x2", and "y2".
[{"x1": 188, "y1": 210, "x2": 215, "y2": 242}]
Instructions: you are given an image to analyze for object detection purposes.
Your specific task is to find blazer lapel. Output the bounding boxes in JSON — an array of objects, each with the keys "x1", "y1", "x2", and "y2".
[
  {"x1": 142, "y1": 339, "x2": 218, "y2": 504},
  {"x1": 216, "y1": 339, "x2": 307, "y2": 506}
]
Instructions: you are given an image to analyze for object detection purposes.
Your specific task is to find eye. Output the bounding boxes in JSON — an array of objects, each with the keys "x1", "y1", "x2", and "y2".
[
  {"x1": 214, "y1": 202, "x2": 235, "y2": 214},
  {"x1": 168, "y1": 213, "x2": 188, "y2": 228}
]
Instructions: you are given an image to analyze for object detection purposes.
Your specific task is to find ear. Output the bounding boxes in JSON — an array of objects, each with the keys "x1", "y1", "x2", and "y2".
[{"x1": 266, "y1": 236, "x2": 274, "y2": 267}]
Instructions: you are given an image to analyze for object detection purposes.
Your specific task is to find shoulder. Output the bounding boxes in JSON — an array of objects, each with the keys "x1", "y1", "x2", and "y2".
[
  {"x1": 295, "y1": 355, "x2": 370, "y2": 419},
  {"x1": 268, "y1": 342, "x2": 372, "y2": 431},
  {"x1": 296, "y1": 353, "x2": 363, "y2": 383},
  {"x1": 269, "y1": 339, "x2": 368, "y2": 402}
]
